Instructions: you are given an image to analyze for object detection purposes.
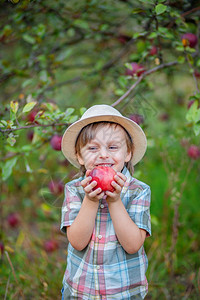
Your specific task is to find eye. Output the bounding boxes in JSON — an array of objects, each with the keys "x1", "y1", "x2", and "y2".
[
  {"x1": 109, "y1": 145, "x2": 118, "y2": 150},
  {"x1": 88, "y1": 146, "x2": 98, "y2": 151}
]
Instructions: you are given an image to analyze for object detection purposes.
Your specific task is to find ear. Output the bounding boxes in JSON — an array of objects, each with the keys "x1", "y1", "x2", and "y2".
[
  {"x1": 77, "y1": 153, "x2": 84, "y2": 166},
  {"x1": 125, "y1": 151, "x2": 132, "y2": 163}
]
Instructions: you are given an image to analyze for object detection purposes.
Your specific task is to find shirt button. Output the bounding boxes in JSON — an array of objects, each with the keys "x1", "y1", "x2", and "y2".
[
  {"x1": 100, "y1": 204, "x2": 104, "y2": 209},
  {"x1": 98, "y1": 235, "x2": 102, "y2": 240},
  {"x1": 96, "y1": 265, "x2": 100, "y2": 270}
]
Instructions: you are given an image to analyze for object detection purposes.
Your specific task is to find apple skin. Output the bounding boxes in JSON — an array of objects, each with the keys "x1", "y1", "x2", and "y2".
[
  {"x1": 125, "y1": 62, "x2": 145, "y2": 77},
  {"x1": 50, "y1": 135, "x2": 62, "y2": 151},
  {"x1": 89, "y1": 166, "x2": 116, "y2": 192},
  {"x1": 129, "y1": 114, "x2": 144, "y2": 125},
  {"x1": 27, "y1": 110, "x2": 38, "y2": 123},
  {"x1": 182, "y1": 33, "x2": 198, "y2": 48},
  {"x1": 7, "y1": 213, "x2": 20, "y2": 228},
  {"x1": 0, "y1": 242, "x2": 4, "y2": 257},
  {"x1": 149, "y1": 45, "x2": 158, "y2": 56},
  {"x1": 44, "y1": 239, "x2": 58, "y2": 253},
  {"x1": 187, "y1": 145, "x2": 200, "y2": 160}
]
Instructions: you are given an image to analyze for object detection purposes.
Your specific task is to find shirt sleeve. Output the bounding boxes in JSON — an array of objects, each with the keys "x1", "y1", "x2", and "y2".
[
  {"x1": 60, "y1": 183, "x2": 82, "y2": 233},
  {"x1": 128, "y1": 185, "x2": 151, "y2": 237}
]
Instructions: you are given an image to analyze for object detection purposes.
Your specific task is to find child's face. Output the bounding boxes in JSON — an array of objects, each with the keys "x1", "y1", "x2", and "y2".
[{"x1": 77, "y1": 124, "x2": 131, "y2": 173}]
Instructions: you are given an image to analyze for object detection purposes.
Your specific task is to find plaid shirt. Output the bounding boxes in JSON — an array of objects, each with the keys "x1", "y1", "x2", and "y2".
[{"x1": 60, "y1": 167, "x2": 151, "y2": 299}]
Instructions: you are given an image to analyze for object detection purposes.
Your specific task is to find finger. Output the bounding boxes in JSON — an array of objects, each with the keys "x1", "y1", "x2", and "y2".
[
  {"x1": 84, "y1": 180, "x2": 97, "y2": 193},
  {"x1": 88, "y1": 187, "x2": 103, "y2": 198},
  {"x1": 81, "y1": 176, "x2": 92, "y2": 187},
  {"x1": 114, "y1": 175, "x2": 125, "y2": 187},
  {"x1": 111, "y1": 180, "x2": 122, "y2": 193},
  {"x1": 116, "y1": 172, "x2": 127, "y2": 182},
  {"x1": 86, "y1": 169, "x2": 92, "y2": 177}
]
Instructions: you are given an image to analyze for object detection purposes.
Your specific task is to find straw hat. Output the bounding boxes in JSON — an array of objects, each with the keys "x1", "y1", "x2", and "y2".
[{"x1": 61, "y1": 104, "x2": 147, "y2": 168}]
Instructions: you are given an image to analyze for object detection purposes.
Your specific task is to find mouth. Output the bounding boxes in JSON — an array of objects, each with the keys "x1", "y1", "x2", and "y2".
[{"x1": 96, "y1": 163, "x2": 114, "y2": 167}]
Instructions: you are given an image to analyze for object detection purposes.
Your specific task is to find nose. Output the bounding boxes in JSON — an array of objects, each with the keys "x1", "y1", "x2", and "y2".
[{"x1": 99, "y1": 147, "x2": 109, "y2": 159}]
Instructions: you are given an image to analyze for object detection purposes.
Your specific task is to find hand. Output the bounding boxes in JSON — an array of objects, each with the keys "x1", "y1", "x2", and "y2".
[
  {"x1": 81, "y1": 170, "x2": 105, "y2": 202},
  {"x1": 105, "y1": 172, "x2": 127, "y2": 203}
]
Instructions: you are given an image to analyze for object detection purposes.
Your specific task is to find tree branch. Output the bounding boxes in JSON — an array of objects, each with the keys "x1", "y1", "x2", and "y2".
[
  {"x1": 0, "y1": 122, "x2": 68, "y2": 133},
  {"x1": 111, "y1": 60, "x2": 178, "y2": 107}
]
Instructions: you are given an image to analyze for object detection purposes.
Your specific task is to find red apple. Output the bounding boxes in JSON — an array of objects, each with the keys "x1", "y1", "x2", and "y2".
[
  {"x1": 117, "y1": 34, "x2": 131, "y2": 44},
  {"x1": 27, "y1": 110, "x2": 38, "y2": 123},
  {"x1": 7, "y1": 213, "x2": 20, "y2": 228},
  {"x1": 48, "y1": 179, "x2": 64, "y2": 195},
  {"x1": 44, "y1": 239, "x2": 58, "y2": 253},
  {"x1": 50, "y1": 135, "x2": 62, "y2": 151},
  {"x1": 0, "y1": 242, "x2": 4, "y2": 257},
  {"x1": 182, "y1": 33, "x2": 198, "y2": 48},
  {"x1": 194, "y1": 70, "x2": 200, "y2": 78},
  {"x1": 89, "y1": 166, "x2": 116, "y2": 192},
  {"x1": 187, "y1": 145, "x2": 200, "y2": 160},
  {"x1": 159, "y1": 113, "x2": 169, "y2": 122},
  {"x1": 27, "y1": 130, "x2": 34, "y2": 141},
  {"x1": 149, "y1": 45, "x2": 158, "y2": 56},
  {"x1": 129, "y1": 114, "x2": 144, "y2": 125},
  {"x1": 125, "y1": 62, "x2": 145, "y2": 77}
]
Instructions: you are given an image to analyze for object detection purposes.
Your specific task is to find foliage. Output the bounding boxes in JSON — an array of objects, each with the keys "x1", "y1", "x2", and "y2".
[{"x1": 0, "y1": 0, "x2": 200, "y2": 299}]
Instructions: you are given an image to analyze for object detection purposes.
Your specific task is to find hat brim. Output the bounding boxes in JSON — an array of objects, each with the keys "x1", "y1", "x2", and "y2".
[{"x1": 61, "y1": 115, "x2": 147, "y2": 168}]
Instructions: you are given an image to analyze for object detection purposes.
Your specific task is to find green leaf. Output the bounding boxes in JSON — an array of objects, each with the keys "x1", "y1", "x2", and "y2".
[
  {"x1": 22, "y1": 34, "x2": 36, "y2": 44},
  {"x1": 0, "y1": 120, "x2": 8, "y2": 127},
  {"x1": 155, "y1": 4, "x2": 167, "y2": 15},
  {"x1": 186, "y1": 100, "x2": 200, "y2": 123},
  {"x1": 24, "y1": 157, "x2": 33, "y2": 173},
  {"x1": 22, "y1": 102, "x2": 37, "y2": 113},
  {"x1": 132, "y1": 8, "x2": 145, "y2": 14},
  {"x1": 2, "y1": 156, "x2": 18, "y2": 181},
  {"x1": 177, "y1": 56, "x2": 185, "y2": 64},
  {"x1": 56, "y1": 49, "x2": 72, "y2": 62},
  {"x1": 39, "y1": 70, "x2": 48, "y2": 82},
  {"x1": 7, "y1": 134, "x2": 16, "y2": 146},
  {"x1": 22, "y1": 78, "x2": 34, "y2": 88},
  {"x1": 74, "y1": 19, "x2": 89, "y2": 30},
  {"x1": 194, "y1": 123, "x2": 200, "y2": 136},
  {"x1": 80, "y1": 107, "x2": 87, "y2": 115}
]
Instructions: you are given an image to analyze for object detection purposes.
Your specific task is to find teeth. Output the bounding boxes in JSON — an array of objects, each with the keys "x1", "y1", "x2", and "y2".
[{"x1": 97, "y1": 164, "x2": 113, "y2": 167}]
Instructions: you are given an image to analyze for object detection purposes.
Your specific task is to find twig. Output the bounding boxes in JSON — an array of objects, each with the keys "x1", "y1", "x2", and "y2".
[
  {"x1": 112, "y1": 60, "x2": 178, "y2": 107},
  {"x1": 4, "y1": 273, "x2": 10, "y2": 300},
  {"x1": 5, "y1": 251, "x2": 25, "y2": 300},
  {"x1": 43, "y1": 38, "x2": 136, "y2": 93},
  {"x1": 0, "y1": 121, "x2": 68, "y2": 133}
]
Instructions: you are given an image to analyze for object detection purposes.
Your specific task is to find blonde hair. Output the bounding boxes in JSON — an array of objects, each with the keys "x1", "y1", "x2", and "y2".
[{"x1": 75, "y1": 122, "x2": 134, "y2": 176}]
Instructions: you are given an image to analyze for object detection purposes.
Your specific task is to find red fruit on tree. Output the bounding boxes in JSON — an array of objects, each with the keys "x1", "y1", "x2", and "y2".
[
  {"x1": 48, "y1": 179, "x2": 64, "y2": 195},
  {"x1": 125, "y1": 62, "x2": 145, "y2": 77},
  {"x1": 129, "y1": 114, "x2": 144, "y2": 125},
  {"x1": 0, "y1": 242, "x2": 4, "y2": 257},
  {"x1": 27, "y1": 130, "x2": 34, "y2": 141},
  {"x1": 194, "y1": 70, "x2": 200, "y2": 78},
  {"x1": 182, "y1": 33, "x2": 198, "y2": 48},
  {"x1": 187, "y1": 100, "x2": 195, "y2": 109},
  {"x1": 149, "y1": 45, "x2": 158, "y2": 56},
  {"x1": 50, "y1": 135, "x2": 62, "y2": 151},
  {"x1": 7, "y1": 213, "x2": 20, "y2": 228},
  {"x1": 27, "y1": 110, "x2": 38, "y2": 123},
  {"x1": 89, "y1": 166, "x2": 117, "y2": 192},
  {"x1": 44, "y1": 239, "x2": 58, "y2": 253},
  {"x1": 187, "y1": 145, "x2": 200, "y2": 160}
]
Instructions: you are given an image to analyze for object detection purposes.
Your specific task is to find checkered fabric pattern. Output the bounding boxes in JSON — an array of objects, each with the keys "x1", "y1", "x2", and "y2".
[{"x1": 60, "y1": 167, "x2": 151, "y2": 299}]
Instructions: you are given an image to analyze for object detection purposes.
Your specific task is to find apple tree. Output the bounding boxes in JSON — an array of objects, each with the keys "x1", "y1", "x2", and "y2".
[{"x1": 0, "y1": 0, "x2": 200, "y2": 298}]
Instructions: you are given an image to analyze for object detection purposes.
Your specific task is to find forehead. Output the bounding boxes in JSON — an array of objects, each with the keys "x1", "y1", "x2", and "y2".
[{"x1": 91, "y1": 123, "x2": 126, "y2": 142}]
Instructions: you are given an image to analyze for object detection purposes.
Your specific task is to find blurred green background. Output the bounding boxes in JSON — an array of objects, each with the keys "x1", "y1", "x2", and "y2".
[{"x1": 0, "y1": 0, "x2": 200, "y2": 299}]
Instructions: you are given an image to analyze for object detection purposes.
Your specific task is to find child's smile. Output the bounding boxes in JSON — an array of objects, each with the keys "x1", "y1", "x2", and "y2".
[{"x1": 77, "y1": 124, "x2": 131, "y2": 173}]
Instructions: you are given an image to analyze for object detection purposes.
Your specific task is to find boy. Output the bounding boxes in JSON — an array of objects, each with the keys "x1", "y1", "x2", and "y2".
[{"x1": 60, "y1": 104, "x2": 151, "y2": 299}]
